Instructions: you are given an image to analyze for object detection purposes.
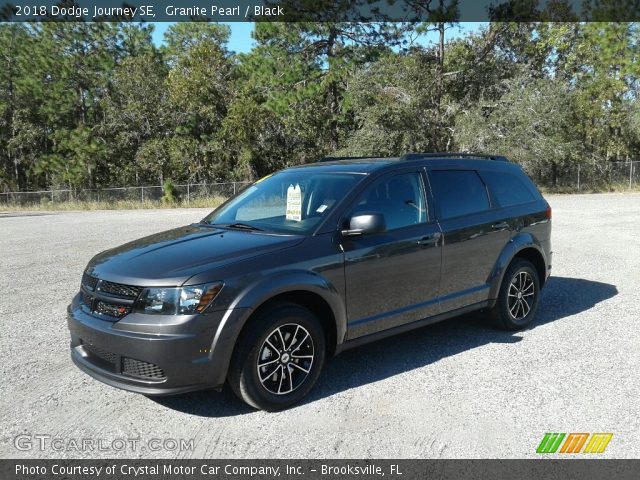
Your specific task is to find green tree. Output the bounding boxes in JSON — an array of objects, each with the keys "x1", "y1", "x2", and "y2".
[
  {"x1": 35, "y1": 125, "x2": 108, "y2": 189},
  {"x1": 1, "y1": 20, "x2": 639, "y2": 195},
  {"x1": 20, "y1": 23, "x2": 121, "y2": 188},
  {"x1": 0, "y1": 24, "x2": 29, "y2": 190},
  {"x1": 162, "y1": 22, "x2": 230, "y2": 63},
  {"x1": 165, "y1": 34, "x2": 233, "y2": 182},
  {"x1": 341, "y1": 52, "x2": 444, "y2": 155},
  {"x1": 101, "y1": 53, "x2": 168, "y2": 185},
  {"x1": 455, "y1": 74, "x2": 581, "y2": 186},
  {"x1": 251, "y1": 21, "x2": 401, "y2": 152}
]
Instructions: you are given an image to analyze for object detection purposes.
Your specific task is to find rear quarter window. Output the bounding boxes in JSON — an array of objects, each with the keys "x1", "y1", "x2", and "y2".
[
  {"x1": 429, "y1": 170, "x2": 490, "y2": 220},
  {"x1": 481, "y1": 170, "x2": 537, "y2": 207}
]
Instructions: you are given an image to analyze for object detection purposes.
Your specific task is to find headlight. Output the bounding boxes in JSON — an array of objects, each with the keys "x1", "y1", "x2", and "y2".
[{"x1": 134, "y1": 282, "x2": 223, "y2": 315}]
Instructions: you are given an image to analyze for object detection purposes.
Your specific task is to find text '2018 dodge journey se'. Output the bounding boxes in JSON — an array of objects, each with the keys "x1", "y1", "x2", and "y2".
[{"x1": 68, "y1": 153, "x2": 552, "y2": 410}]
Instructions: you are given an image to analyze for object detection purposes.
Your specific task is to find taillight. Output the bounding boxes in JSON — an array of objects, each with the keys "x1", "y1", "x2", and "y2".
[{"x1": 545, "y1": 205, "x2": 552, "y2": 219}]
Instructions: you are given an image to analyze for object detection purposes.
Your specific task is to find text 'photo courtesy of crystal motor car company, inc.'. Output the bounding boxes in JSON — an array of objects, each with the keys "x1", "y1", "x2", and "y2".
[{"x1": 68, "y1": 152, "x2": 552, "y2": 411}]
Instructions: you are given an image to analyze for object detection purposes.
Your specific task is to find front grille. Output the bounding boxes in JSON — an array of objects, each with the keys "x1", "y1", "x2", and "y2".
[
  {"x1": 97, "y1": 280, "x2": 142, "y2": 298},
  {"x1": 95, "y1": 301, "x2": 130, "y2": 318},
  {"x1": 83, "y1": 341, "x2": 117, "y2": 366},
  {"x1": 79, "y1": 275, "x2": 141, "y2": 320},
  {"x1": 122, "y1": 357, "x2": 166, "y2": 380},
  {"x1": 82, "y1": 273, "x2": 98, "y2": 291},
  {"x1": 81, "y1": 291, "x2": 93, "y2": 308}
]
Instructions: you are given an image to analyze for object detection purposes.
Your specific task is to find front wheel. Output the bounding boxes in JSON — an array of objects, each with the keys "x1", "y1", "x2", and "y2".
[
  {"x1": 489, "y1": 258, "x2": 540, "y2": 330},
  {"x1": 228, "y1": 303, "x2": 326, "y2": 411}
]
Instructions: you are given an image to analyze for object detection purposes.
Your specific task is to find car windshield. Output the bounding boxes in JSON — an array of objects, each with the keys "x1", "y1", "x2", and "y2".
[{"x1": 202, "y1": 170, "x2": 364, "y2": 234}]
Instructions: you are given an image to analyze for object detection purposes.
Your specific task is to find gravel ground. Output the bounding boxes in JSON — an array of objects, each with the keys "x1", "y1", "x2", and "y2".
[{"x1": 1, "y1": 194, "x2": 639, "y2": 459}]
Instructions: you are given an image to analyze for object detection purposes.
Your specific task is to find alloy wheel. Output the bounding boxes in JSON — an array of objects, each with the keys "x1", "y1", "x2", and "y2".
[
  {"x1": 256, "y1": 323, "x2": 315, "y2": 395},
  {"x1": 507, "y1": 270, "x2": 536, "y2": 320}
]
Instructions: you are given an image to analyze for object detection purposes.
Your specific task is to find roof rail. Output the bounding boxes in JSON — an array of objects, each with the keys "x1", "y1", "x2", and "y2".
[
  {"x1": 316, "y1": 155, "x2": 380, "y2": 162},
  {"x1": 400, "y1": 152, "x2": 509, "y2": 162}
]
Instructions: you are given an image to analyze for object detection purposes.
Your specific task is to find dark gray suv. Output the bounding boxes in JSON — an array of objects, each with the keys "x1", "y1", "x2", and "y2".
[{"x1": 68, "y1": 153, "x2": 552, "y2": 410}]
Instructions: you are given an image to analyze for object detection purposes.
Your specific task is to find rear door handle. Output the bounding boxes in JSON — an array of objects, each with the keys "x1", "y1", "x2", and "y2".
[
  {"x1": 417, "y1": 232, "x2": 441, "y2": 246},
  {"x1": 492, "y1": 221, "x2": 509, "y2": 230}
]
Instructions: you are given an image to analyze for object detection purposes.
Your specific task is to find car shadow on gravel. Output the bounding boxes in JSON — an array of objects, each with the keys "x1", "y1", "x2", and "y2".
[
  {"x1": 151, "y1": 276, "x2": 617, "y2": 416},
  {"x1": 150, "y1": 388, "x2": 254, "y2": 417}
]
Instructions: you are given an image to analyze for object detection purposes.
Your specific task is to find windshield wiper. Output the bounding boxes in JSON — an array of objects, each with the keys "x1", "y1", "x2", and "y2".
[{"x1": 217, "y1": 222, "x2": 265, "y2": 232}]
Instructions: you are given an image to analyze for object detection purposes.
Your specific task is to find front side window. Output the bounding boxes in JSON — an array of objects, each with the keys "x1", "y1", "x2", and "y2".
[
  {"x1": 350, "y1": 172, "x2": 427, "y2": 231},
  {"x1": 429, "y1": 170, "x2": 490, "y2": 220},
  {"x1": 203, "y1": 170, "x2": 363, "y2": 234}
]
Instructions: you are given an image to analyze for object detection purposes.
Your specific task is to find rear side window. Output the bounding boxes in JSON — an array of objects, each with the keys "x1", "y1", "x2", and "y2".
[
  {"x1": 429, "y1": 170, "x2": 490, "y2": 220},
  {"x1": 481, "y1": 171, "x2": 536, "y2": 207}
]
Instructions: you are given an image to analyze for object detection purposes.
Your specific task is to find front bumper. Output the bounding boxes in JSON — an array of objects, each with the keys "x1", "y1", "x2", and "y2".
[{"x1": 67, "y1": 294, "x2": 250, "y2": 395}]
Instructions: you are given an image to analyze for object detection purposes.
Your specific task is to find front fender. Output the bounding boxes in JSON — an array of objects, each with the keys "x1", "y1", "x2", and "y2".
[
  {"x1": 206, "y1": 271, "x2": 346, "y2": 386},
  {"x1": 235, "y1": 270, "x2": 347, "y2": 343},
  {"x1": 487, "y1": 233, "x2": 547, "y2": 304}
]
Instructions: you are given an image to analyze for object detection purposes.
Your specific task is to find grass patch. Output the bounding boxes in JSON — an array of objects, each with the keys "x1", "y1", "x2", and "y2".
[
  {"x1": 0, "y1": 196, "x2": 227, "y2": 212},
  {"x1": 539, "y1": 184, "x2": 640, "y2": 194},
  {"x1": 3, "y1": 185, "x2": 639, "y2": 212}
]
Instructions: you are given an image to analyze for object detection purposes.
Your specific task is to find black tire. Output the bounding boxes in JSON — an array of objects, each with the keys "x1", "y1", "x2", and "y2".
[
  {"x1": 228, "y1": 302, "x2": 326, "y2": 411},
  {"x1": 489, "y1": 258, "x2": 540, "y2": 330}
]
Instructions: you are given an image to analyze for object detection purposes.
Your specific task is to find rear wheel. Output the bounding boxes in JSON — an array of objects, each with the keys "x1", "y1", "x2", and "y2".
[
  {"x1": 228, "y1": 303, "x2": 325, "y2": 411},
  {"x1": 489, "y1": 258, "x2": 540, "y2": 330}
]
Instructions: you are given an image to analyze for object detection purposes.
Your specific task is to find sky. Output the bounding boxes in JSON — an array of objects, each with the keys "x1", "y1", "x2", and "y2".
[{"x1": 150, "y1": 22, "x2": 486, "y2": 54}]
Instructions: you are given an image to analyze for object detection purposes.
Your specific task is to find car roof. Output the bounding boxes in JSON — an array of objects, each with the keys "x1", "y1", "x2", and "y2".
[
  {"x1": 285, "y1": 153, "x2": 518, "y2": 175},
  {"x1": 288, "y1": 157, "x2": 398, "y2": 174}
]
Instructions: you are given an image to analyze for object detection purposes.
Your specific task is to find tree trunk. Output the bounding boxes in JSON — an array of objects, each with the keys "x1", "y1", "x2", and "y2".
[
  {"x1": 435, "y1": 22, "x2": 445, "y2": 150},
  {"x1": 6, "y1": 28, "x2": 18, "y2": 189},
  {"x1": 328, "y1": 81, "x2": 339, "y2": 151},
  {"x1": 326, "y1": 27, "x2": 340, "y2": 152},
  {"x1": 13, "y1": 157, "x2": 19, "y2": 190},
  {"x1": 79, "y1": 86, "x2": 87, "y2": 125}
]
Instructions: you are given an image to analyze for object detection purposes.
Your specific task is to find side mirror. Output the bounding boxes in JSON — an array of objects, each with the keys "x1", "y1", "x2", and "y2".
[{"x1": 342, "y1": 212, "x2": 386, "y2": 236}]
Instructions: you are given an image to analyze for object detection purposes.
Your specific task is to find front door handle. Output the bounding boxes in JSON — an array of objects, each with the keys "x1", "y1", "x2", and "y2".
[
  {"x1": 492, "y1": 221, "x2": 509, "y2": 230},
  {"x1": 417, "y1": 232, "x2": 441, "y2": 246}
]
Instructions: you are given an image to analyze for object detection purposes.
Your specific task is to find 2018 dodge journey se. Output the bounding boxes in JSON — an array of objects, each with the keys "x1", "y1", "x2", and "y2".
[{"x1": 68, "y1": 153, "x2": 552, "y2": 410}]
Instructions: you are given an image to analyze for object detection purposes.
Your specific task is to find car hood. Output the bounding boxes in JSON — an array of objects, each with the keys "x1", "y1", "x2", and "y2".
[{"x1": 86, "y1": 224, "x2": 303, "y2": 286}]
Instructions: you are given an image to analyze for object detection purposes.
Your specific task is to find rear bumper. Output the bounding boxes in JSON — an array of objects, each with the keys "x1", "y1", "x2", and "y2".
[
  {"x1": 543, "y1": 246, "x2": 552, "y2": 283},
  {"x1": 67, "y1": 295, "x2": 250, "y2": 395},
  {"x1": 546, "y1": 256, "x2": 552, "y2": 280}
]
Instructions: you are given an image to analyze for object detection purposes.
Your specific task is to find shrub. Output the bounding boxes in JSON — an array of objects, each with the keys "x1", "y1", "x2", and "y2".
[{"x1": 162, "y1": 179, "x2": 176, "y2": 204}]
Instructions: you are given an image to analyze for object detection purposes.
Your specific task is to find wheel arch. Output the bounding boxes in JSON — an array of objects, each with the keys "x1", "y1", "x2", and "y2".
[
  {"x1": 208, "y1": 271, "x2": 346, "y2": 386},
  {"x1": 245, "y1": 290, "x2": 339, "y2": 358},
  {"x1": 513, "y1": 247, "x2": 547, "y2": 288},
  {"x1": 488, "y1": 233, "x2": 548, "y2": 303}
]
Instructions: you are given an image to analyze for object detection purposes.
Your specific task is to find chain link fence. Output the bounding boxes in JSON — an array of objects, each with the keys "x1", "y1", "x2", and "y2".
[
  {"x1": 532, "y1": 161, "x2": 640, "y2": 191},
  {"x1": 0, "y1": 182, "x2": 251, "y2": 207},
  {"x1": 1, "y1": 162, "x2": 639, "y2": 207}
]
